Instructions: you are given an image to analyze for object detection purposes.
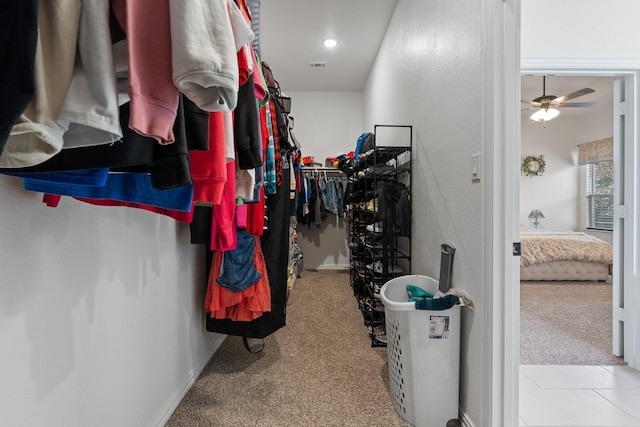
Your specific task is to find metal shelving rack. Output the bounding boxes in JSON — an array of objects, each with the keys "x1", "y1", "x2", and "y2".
[{"x1": 348, "y1": 125, "x2": 412, "y2": 347}]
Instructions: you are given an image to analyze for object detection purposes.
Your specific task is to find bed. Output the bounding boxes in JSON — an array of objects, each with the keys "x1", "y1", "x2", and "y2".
[{"x1": 520, "y1": 229, "x2": 613, "y2": 281}]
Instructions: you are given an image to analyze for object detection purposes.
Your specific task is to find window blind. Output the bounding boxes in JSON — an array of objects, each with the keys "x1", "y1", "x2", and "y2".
[{"x1": 586, "y1": 160, "x2": 614, "y2": 230}]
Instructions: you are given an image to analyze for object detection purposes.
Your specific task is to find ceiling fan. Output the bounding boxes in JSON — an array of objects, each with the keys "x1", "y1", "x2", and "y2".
[{"x1": 522, "y1": 76, "x2": 598, "y2": 124}]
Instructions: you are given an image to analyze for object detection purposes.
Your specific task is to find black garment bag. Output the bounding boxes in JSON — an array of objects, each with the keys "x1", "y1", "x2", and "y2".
[{"x1": 201, "y1": 167, "x2": 290, "y2": 348}]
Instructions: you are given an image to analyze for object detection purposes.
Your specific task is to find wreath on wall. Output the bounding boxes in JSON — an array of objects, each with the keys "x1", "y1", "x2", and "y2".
[{"x1": 521, "y1": 155, "x2": 546, "y2": 177}]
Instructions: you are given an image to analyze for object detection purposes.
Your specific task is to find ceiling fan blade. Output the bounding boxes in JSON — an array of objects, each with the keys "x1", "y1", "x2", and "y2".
[
  {"x1": 553, "y1": 87, "x2": 595, "y2": 104},
  {"x1": 521, "y1": 99, "x2": 541, "y2": 107},
  {"x1": 555, "y1": 101, "x2": 599, "y2": 108}
]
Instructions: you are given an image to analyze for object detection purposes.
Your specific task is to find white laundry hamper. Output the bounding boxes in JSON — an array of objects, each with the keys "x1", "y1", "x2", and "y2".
[{"x1": 380, "y1": 275, "x2": 461, "y2": 427}]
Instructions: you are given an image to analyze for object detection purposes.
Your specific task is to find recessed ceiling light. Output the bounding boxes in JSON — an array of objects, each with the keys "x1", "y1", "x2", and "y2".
[{"x1": 323, "y1": 38, "x2": 338, "y2": 48}]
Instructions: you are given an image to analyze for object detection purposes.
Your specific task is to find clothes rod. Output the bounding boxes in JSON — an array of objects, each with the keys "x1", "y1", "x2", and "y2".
[{"x1": 301, "y1": 166, "x2": 345, "y2": 174}]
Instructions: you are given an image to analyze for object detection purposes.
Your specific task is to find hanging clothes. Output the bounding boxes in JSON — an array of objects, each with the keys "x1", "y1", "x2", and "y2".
[
  {"x1": 245, "y1": 185, "x2": 266, "y2": 235},
  {"x1": 189, "y1": 110, "x2": 227, "y2": 206},
  {"x1": 204, "y1": 237, "x2": 271, "y2": 322},
  {"x1": 211, "y1": 161, "x2": 238, "y2": 252},
  {"x1": 217, "y1": 231, "x2": 261, "y2": 292},
  {"x1": 234, "y1": 66, "x2": 262, "y2": 170},
  {"x1": 262, "y1": 99, "x2": 276, "y2": 194},
  {"x1": 336, "y1": 179, "x2": 345, "y2": 217},
  {"x1": 170, "y1": 0, "x2": 250, "y2": 113},
  {"x1": 0, "y1": 1, "x2": 37, "y2": 157},
  {"x1": 205, "y1": 166, "x2": 290, "y2": 338},
  {"x1": 0, "y1": 1, "x2": 294, "y2": 345},
  {"x1": 2, "y1": 93, "x2": 196, "y2": 191},
  {"x1": 23, "y1": 171, "x2": 193, "y2": 211},
  {"x1": 0, "y1": 0, "x2": 82, "y2": 168},
  {"x1": 111, "y1": 0, "x2": 178, "y2": 145},
  {"x1": 58, "y1": 0, "x2": 122, "y2": 149},
  {"x1": 73, "y1": 197, "x2": 194, "y2": 223}
]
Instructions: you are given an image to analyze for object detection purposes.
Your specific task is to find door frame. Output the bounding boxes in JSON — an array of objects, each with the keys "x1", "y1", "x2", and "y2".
[
  {"x1": 483, "y1": 1, "x2": 521, "y2": 426},
  {"x1": 519, "y1": 60, "x2": 639, "y2": 368},
  {"x1": 488, "y1": 3, "x2": 640, "y2": 425},
  {"x1": 508, "y1": 60, "x2": 640, "y2": 422}
]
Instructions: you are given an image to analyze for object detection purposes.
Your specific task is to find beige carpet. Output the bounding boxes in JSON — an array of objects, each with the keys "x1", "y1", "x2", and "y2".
[
  {"x1": 166, "y1": 269, "x2": 411, "y2": 427},
  {"x1": 520, "y1": 281, "x2": 625, "y2": 366}
]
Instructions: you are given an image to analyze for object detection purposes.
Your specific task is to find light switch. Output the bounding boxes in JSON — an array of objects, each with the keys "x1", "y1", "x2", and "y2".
[{"x1": 471, "y1": 153, "x2": 481, "y2": 182}]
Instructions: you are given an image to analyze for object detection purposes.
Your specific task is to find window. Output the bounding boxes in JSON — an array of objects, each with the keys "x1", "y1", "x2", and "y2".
[{"x1": 586, "y1": 160, "x2": 614, "y2": 230}]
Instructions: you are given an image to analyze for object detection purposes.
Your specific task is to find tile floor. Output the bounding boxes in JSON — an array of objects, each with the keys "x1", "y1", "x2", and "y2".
[{"x1": 519, "y1": 365, "x2": 640, "y2": 426}]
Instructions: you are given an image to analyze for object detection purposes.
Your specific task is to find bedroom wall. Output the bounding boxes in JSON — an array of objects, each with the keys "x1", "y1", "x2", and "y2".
[
  {"x1": 521, "y1": 117, "x2": 580, "y2": 231},
  {"x1": 520, "y1": 82, "x2": 614, "y2": 234},
  {"x1": 521, "y1": 0, "x2": 638, "y2": 244},
  {"x1": 286, "y1": 91, "x2": 364, "y2": 269}
]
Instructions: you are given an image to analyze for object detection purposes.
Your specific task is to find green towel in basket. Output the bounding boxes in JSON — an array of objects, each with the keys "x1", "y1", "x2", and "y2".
[
  {"x1": 407, "y1": 285, "x2": 460, "y2": 310},
  {"x1": 406, "y1": 285, "x2": 433, "y2": 302}
]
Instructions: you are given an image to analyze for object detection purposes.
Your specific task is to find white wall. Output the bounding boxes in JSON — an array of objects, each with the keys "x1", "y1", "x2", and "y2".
[
  {"x1": 359, "y1": 1, "x2": 635, "y2": 425},
  {"x1": 0, "y1": 175, "x2": 224, "y2": 427},
  {"x1": 287, "y1": 91, "x2": 364, "y2": 164},
  {"x1": 520, "y1": 120, "x2": 579, "y2": 231},
  {"x1": 364, "y1": 0, "x2": 484, "y2": 422},
  {"x1": 521, "y1": 0, "x2": 640, "y2": 59},
  {"x1": 286, "y1": 91, "x2": 364, "y2": 269}
]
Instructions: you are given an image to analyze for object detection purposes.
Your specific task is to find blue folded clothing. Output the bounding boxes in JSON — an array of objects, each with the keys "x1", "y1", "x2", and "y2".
[
  {"x1": 406, "y1": 284, "x2": 460, "y2": 310},
  {"x1": 414, "y1": 295, "x2": 460, "y2": 311},
  {"x1": 22, "y1": 171, "x2": 193, "y2": 211},
  {"x1": 217, "y1": 231, "x2": 262, "y2": 292}
]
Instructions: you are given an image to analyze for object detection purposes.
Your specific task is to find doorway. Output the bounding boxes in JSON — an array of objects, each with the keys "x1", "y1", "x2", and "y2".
[
  {"x1": 516, "y1": 65, "x2": 640, "y2": 425},
  {"x1": 519, "y1": 73, "x2": 620, "y2": 366},
  {"x1": 518, "y1": 65, "x2": 638, "y2": 366}
]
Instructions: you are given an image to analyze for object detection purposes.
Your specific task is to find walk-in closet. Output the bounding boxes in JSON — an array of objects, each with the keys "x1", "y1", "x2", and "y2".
[
  {"x1": 6, "y1": 1, "x2": 635, "y2": 427},
  {"x1": 0, "y1": 1, "x2": 420, "y2": 425}
]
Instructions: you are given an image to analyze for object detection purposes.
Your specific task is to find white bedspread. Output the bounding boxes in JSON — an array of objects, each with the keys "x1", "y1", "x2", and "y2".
[{"x1": 520, "y1": 230, "x2": 613, "y2": 267}]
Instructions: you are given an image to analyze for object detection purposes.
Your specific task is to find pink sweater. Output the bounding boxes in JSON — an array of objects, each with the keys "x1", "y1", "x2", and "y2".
[{"x1": 111, "y1": 0, "x2": 178, "y2": 145}]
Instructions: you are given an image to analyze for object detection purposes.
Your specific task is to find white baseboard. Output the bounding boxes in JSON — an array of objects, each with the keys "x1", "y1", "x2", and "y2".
[
  {"x1": 150, "y1": 334, "x2": 227, "y2": 427},
  {"x1": 305, "y1": 265, "x2": 349, "y2": 271}
]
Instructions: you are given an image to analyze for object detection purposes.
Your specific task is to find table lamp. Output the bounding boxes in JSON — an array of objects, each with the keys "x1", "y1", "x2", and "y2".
[{"x1": 528, "y1": 209, "x2": 545, "y2": 229}]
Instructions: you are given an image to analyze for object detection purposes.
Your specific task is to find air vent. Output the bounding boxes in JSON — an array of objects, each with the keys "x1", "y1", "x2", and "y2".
[{"x1": 308, "y1": 62, "x2": 327, "y2": 69}]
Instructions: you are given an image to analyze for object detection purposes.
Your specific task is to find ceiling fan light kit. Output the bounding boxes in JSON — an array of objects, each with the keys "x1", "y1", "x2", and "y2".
[
  {"x1": 522, "y1": 76, "x2": 598, "y2": 126},
  {"x1": 530, "y1": 107, "x2": 559, "y2": 122}
]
